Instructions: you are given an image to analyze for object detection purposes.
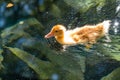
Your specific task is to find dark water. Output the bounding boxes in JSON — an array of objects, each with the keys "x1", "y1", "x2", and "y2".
[{"x1": 0, "y1": 0, "x2": 120, "y2": 80}]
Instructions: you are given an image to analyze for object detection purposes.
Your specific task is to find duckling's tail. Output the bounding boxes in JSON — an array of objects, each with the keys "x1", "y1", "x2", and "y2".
[{"x1": 102, "y1": 20, "x2": 111, "y2": 34}]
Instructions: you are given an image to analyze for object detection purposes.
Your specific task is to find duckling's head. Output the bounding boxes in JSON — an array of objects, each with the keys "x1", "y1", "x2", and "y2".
[{"x1": 45, "y1": 24, "x2": 66, "y2": 38}]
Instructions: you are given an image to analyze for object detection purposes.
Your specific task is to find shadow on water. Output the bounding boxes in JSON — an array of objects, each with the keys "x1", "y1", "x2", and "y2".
[{"x1": 0, "y1": 0, "x2": 120, "y2": 80}]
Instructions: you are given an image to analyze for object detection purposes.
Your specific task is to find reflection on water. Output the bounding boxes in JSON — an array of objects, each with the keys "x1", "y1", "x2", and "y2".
[
  {"x1": 113, "y1": 20, "x2": 119, "y2": 34},
  {"x1": 0, "y1": 18, "x2": 5, "y2": 28},
  {"x1": 0, "y1": 0, "x2": 120, "y2": 80}
]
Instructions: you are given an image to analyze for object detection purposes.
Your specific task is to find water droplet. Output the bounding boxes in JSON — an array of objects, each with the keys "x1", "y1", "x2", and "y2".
[
  {"x1": 19, "y1": 21, "x2": 24, "y2": 24},
  {"x1": 114, "y1": 21, "x2": 119, "y2": 26},
  {"x1": 51, "y1": 73, "x2": 59, "y2": 80}
]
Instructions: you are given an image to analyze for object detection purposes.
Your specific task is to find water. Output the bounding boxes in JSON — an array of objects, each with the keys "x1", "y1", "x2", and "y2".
[{"x1": 0, "y1": 0, "x2": 120, "y2": 80}]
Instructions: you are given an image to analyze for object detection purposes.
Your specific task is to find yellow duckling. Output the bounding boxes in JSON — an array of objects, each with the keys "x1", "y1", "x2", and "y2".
[{"x1": 45, "y1": 20, "x2": 111, "y2": 49}]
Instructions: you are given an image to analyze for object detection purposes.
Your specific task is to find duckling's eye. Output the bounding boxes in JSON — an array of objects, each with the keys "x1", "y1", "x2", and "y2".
[{"x1": 55, "y1": 30, "x2": 58, "y2": 32}]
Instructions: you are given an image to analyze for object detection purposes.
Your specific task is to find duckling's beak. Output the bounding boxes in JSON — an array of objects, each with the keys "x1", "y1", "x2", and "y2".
[{"x1": 44, "y1": 32, "x2": 54, "y2": 38}]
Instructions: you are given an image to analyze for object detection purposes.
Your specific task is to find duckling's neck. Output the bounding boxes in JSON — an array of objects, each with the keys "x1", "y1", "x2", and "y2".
[
  {"x1": 55, "y1": 32, "x2": 77, "y2": 45},
  {"x1": 55, "y1": 35, "x2": 65, "y2": 45}
]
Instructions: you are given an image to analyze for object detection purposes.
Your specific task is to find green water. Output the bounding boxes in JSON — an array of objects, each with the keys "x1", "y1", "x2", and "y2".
[{"x1": 0, "y1": 0, "x2": 120, "y2": 80}]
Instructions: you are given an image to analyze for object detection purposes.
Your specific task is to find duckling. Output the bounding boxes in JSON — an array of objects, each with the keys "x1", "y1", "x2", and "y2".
[{"x1": 45, "y1": 20, "x2": 111, "y2": 49}]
